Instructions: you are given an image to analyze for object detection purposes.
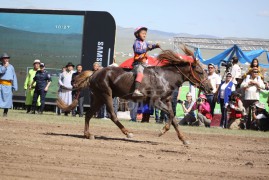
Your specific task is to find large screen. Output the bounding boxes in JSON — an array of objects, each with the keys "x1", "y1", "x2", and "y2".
[
  {"x1": 0, "y1": 8, "x2": 116, "y2": 102},
  {"x1": 0, "y1": 12, "x2": 84, "y2": 98}
]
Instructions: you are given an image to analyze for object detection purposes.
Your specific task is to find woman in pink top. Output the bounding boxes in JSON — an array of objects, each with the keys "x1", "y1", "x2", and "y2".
[{"x1": 192, "y1": 94, "x2": 212, "y2": 127}]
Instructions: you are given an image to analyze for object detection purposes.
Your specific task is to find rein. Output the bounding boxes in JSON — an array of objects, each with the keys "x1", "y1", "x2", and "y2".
[{"x1": 175, "y1": 62, "x2": 207, "y2": 89}]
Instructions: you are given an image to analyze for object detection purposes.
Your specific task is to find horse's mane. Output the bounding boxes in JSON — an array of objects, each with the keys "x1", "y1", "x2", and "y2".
[{"x1": 157, "y1": 46, "x2": 195, "y2": 65}]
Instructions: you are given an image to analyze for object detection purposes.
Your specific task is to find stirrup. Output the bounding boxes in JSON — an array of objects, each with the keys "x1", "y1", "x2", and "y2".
[{"x1": 133, "y1": 90, "x2": 143, "y2": 97}]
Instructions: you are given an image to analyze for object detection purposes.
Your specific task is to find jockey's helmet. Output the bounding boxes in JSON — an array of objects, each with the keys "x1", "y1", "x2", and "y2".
[{"x1": 134, "y1": 26, "x2": 148, "y2": 38}]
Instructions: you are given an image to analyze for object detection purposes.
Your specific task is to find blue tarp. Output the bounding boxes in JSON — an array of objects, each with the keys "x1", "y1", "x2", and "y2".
[{"x1": 195, "y1": 45, "x2": 269, "y2": 68}]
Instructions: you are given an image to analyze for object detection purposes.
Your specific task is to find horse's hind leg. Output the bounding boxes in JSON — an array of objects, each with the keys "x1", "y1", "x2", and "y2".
[
  {"x1": 84, "y1": 99, "x2": 102, "y2": 139},
  {"x1": 104, "y1": 95, "x2": 133, "y2": 138}
]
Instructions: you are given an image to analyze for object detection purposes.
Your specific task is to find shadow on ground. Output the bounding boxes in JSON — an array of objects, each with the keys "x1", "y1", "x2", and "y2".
[{"x1": 43, "y1": 132, "x2": 160, "y2": 145}]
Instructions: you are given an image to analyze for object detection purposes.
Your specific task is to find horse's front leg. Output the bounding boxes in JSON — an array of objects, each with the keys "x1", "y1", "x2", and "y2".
[
  {"x1": 156, "y1": 100, "x2": 174, "y2": 136},
  {"x1": 171, "y1": 117, "x2": 188, "y2": 145}
]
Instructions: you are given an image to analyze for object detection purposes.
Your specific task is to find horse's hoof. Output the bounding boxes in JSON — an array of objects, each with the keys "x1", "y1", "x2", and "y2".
[
  {"x1": 89, "y1": 135, "x2": 95, "y2": 140},
  {"x1": 84, "y1": 134, "x2": 90, "y2": 139},
  {"x1": 127, "y1": 133, "x2": 134, "y2": 138},
  {"x1": 158, "y1": 130, "x2": 164, "y2": 137},
  {"x1": 183, "y1": 140, "x2": 190, "y2": 145}
]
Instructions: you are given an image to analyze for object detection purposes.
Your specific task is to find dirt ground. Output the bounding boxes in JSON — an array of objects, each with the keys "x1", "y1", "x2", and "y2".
[{"x1": 0, "y1": 116, "x2": 269, "y2": 180}]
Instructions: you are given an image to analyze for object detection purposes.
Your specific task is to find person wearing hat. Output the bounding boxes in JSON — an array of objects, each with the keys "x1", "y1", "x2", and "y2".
[
  {"x1": 241, "y1": 67, "x2": 265, "y2": 129},
  {"x1": 227, "y1": 91, "x2": 245, "y2": 130},
  {"x1": 30, "y1": 63, "x2": 51, "y2": 114},
  {"x1": 58, "y1": 62, "x2": 75, "y2": 116},
  {"x1": 24, "y1": 59, "x2": 41, "y2": 113},
  {"x1": 0, "y1": 53, "x2": 18, "y2": 117},
  {"x1": 217, "y1": 72, "x2": 236, "y2": 128},
  {"x1": 178, "y1": 92, "x2": 196, "y2": 125},
  {"x1": 192, "y1": 94, "x2": 212, "y2": 127},
  {"x1": 251, "y1": 102, "x2": 269, "y2": 131},
  {"x1": 231, "y1": 57, "x2": 242, "y2": 84},
  {"x1": 205, "y1": 63, "x2": 221, "y2": 117},
  {"x1": 244, "y1": 58, "x2": 264, "y2": 80},
  {"x1": 132, "y1": 26, "x2": 160, "y2": 97}
]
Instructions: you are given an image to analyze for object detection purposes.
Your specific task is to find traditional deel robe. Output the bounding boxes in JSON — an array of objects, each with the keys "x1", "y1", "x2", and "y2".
[
  {"x1": 133, "y1": 38, "x2": 157, "y2": 63},
  {"x1": 0, "y1": 64, "x2": 18, "y2": 108},
  {"x1": 24, "y1": 69, "x2": 41, "y2": 106},
  {"x1": 58, "y1": 70, "x2": 74, "y2": 105}
]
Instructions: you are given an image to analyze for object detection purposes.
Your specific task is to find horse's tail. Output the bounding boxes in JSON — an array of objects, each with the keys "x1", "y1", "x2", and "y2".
[
  {"x1": 73, "y1": 70, "x2": 94, "y2": 91},
  {"x1": 56, "y1": 70, "x2": 94, "y2": 112}
]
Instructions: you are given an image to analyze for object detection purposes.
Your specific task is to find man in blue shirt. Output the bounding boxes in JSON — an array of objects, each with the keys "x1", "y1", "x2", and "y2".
[
  {"x1": 29, "y1": 63, "x2": 51, "y2": 114},
  {"x1": 0, "y1": 53, "x2": 18, "y2": 117}
]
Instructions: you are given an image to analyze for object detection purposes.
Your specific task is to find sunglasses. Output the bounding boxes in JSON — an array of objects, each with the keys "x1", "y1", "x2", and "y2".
[
  {"x1": 226, "y1": 76, "x2": 232, "y2": 77},
  {"x1": 208, "y1": 67, "x2": 214, "y2": 69},
  {"x1": 253, "y1": 71, "x2": 259, "y2": 73}
]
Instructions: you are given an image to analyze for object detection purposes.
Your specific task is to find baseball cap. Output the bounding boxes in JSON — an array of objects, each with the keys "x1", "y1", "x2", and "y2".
[
  {"x1": 208, "y1": 63, "x2": 215, "y2": 68},
  {"x1": 40, "y1": 63, "x2": 45, "y2": 67},
  {"x1": 33, "y1": 59, "x2": 41, "y2": 64}
]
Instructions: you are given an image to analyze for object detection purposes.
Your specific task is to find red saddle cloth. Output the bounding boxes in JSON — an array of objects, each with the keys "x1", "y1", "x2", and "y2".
[{"x1": 119, "y1": 55, "x2": 194, "y2": 69}]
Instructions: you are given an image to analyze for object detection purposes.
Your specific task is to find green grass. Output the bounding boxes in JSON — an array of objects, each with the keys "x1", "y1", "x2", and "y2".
[{"x1": 4, "y1": 109, "x2": 269, "y2": 138}]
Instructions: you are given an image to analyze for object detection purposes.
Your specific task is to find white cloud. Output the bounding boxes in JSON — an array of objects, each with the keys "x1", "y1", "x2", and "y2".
[{"x1": 258, "y1": 10, "x2": 269, "y2": 17}]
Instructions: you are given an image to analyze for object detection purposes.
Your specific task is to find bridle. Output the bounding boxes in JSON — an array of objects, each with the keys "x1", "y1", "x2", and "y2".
[{"x1": 175, "y1": 62, "x2": 208, "y2": 91}]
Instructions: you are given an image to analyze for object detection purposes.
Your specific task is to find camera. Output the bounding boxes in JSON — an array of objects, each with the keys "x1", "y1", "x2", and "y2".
[
  {"x1": 177, "y1": 99, "x2": 183, "y2": 104},
  {"x1": 221, "y1": 60, "x2": 233, "y2": 72},
  {"x1": 251, "y1": 105, "x2": 256, "y2": 110},
  {"x1": 197, "y1": 97, "x2": 202, "y2": 103}
]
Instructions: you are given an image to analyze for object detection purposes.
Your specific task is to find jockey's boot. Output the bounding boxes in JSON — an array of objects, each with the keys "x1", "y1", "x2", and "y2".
[
  {"x1": 133, "y1": 89, "x2": 143, "y2": 97},
  {"x1": 133, "y1": 73, "x2": 144, "y2": 97}
]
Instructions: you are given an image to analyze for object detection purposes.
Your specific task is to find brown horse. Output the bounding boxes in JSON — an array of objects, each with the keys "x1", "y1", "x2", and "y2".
[{"x1": 57, "y1": 47, "x2": 212, "y2": 145}]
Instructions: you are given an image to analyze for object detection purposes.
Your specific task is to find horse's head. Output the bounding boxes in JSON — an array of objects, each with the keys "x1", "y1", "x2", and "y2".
[
  {"x1": 188, "y1": 59, "x2": 213, "y2": 94},
  {"x1": 157, "y1": 46, "x2": 213, "y2": 94}
]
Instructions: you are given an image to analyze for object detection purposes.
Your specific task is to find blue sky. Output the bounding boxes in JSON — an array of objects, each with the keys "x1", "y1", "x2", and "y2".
[{"x1": 1, "y1": 0, "x2": 269, "y2": 38}]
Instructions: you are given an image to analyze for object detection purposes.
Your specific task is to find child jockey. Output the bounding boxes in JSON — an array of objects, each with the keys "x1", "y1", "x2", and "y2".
[{"x1": 132, "y1": 26, "x2": 160, "y2": 96}]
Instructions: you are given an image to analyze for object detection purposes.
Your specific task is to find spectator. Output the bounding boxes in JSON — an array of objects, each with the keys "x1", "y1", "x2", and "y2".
[
  {"x1": 71, "y1": 64, "x2": 84, "y2": 117},
  {"x1": 30, "y1": 63, "x2": 51, "y2": 114},
  {"x1": 93, "y1": 62, "x2": 101, "y2": 71},
  {"x1": 91, "y1": 62, "x2": 106, "y2": 118},
  {"x1": 109, "y1": 59, "x2": 119, "y2": 116},
  {"x1": 155, "y1": 108, "x2": 168, "y2": 124},
  {"x1": 231, "y1": 57, "x2": 241, "y2": 84},
  {"x1": 244, "y1": 58, "x2": 264, "y2": 80},
  {"x1": 205, "y1": 63, "x2": 221, "y2": 117},
  {"x1": 139, "y1": 103, "x2": 154, "y2": 123},
  {"x1": 251, "y1": 102, "x2": 269, "y2": 131},
  {"x1": 241, "y1": 67, "x2": 265, "y2": 129},
  {"x1": 128, "y1": 101, "x2": 138, "y2": 122},
  {"x1": 178, "y1": 92, "x2": 196, "y2": 125},
  {"x1": 58, "y1": 62, "x2": 75, "y2": 116},
  {"x1": 0, "y1": 53, "x2": 18, "y2": 117},
  {"x1": 192, "y1": 94, "x2": 212, "y2": 127},
  {"x1": 217, "y1": 72, "x2": 235, "y2": 128},
  {"x1": 155, "y1": 87, "x2": 180, "y2": 124},
  {"x1": 57, "y1": 67, "x2": 66, "y2": 115},
  {"x1": 24, "y1": 59, "x2": 41, "y2": 113},
  {"x1": 227, "y1": 91, "x2": 245, "y2": 130},
  {"x1": 265, "y1": 81, "x2": 269, "y2": 91},
  {"x1": 235, "y1": 76, "x2": 245, "y2": 101}
]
